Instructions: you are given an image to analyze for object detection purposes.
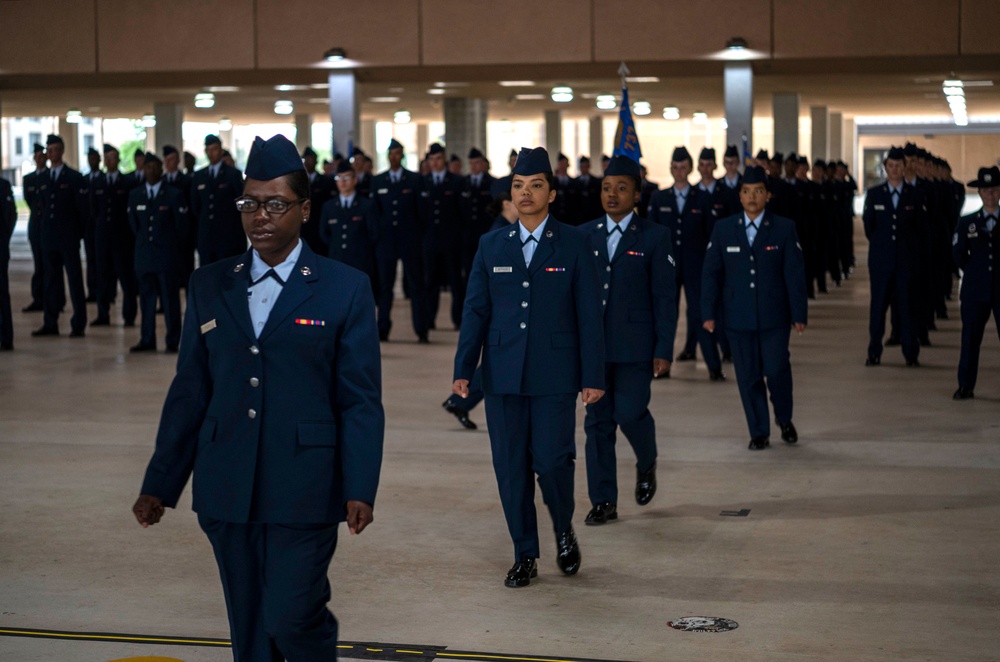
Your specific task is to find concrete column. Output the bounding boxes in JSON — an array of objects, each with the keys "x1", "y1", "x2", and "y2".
[
  {"x1": 810, "y1": 105, "x2": 829, "y2": 161},
  {"x1": 829, "y1": 112, "x2": 844, "y2": 161},
  {"x1": 843, "y1": 117, "x2": 857, "y2": 173},
  {"x1": 724, "y1": 63, "x2": 754, "y2": 156},
  {"x1": 416, "y1": 124, "x2": 429, "y2": 160},
  {"x1": 589, "y1": 116, "x2": 603, "y2": 172},
  {"x1": 294, "y1": 113, "x2": 311, "y2": 153},
  {"x1": 328, "y1": 72, "x2": 358, "y2": 159},
  {"x1": 56, "y1": 119, "x2": 81, "y2": 170},
  {"x1": 153, "y1": 102, "x2": 183, "y2": 154},
  {"x1": 219, "y1": 128, "x2": 234, "y2": 152},
  {"x1": 359, "y1": 119, "x2": 376, "y2": 157},
  {"x1": 443, "y1": 98, "x2": 488, "y2": 163},
  {"x1": 544, "y1": 110, "x2": 562, "y2": 167},
  {"x1": 772, "y1": 93, "x2": 800, "y2": 156}
]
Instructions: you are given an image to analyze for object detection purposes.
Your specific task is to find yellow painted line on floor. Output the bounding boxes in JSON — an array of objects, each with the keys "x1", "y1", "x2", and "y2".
[{"x1": 0, "y1": 628, "x2": 229, "y2": 646}]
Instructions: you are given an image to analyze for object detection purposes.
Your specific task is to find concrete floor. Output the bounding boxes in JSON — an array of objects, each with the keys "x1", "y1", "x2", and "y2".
[{"x1": 1, "y1": 227, "x2": 999, "y2": 662}]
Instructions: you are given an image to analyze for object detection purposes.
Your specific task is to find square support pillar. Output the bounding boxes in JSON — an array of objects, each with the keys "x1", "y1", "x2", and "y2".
[
  {"x1": 328, "y1": 72, "x2": 358, "y2": 159},
  {"x1": 544, "y1": 110, "x2": 562, "y2": 168},
  {"x1": 153, "y1": 102, "x2": 184, "y2": 155},
  {"x1": 829, "y1": 112, "x2": 844, "y2": 161},
  {"x1": 772, "y1": 93, "x2": 800, "y2": 156},
  {"x1": 724, "y1": 63, "x2": 754, "y2": 157},
  {"x1": 444, "y1": 98, "x2": 488, "y2": 164},
  {"x1": 810, "y1": 105, "x2": 829, "y2": 162},
  {"x1": 589, "y1": 116, "x2": 604, "y2": 172}
]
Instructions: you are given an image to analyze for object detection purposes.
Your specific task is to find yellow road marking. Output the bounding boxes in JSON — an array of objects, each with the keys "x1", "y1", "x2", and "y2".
[{"x1": 0, "y1": 629, "x2": 229, "y2": 646}]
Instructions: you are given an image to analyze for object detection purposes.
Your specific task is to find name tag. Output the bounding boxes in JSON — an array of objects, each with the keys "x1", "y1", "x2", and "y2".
[
  {"x1": 493, "y1": 266, "x2": 513, "y2": 273},
  {"x1": 377, "y1": 188, "x2": 389, "y2": 194},
  {"x1": 200, "y1": 319, "x2": 217, "y2": 334},
  {"x1": 197, "y1": 184, "x2": 206, "y2": 190},
  {"x1": 136, "y1": 205, "x2": 147, "y2": 211},
  {"x1": 727, "y1": 246, "x2": 740, "y2": 253},
  {"x1": 874, "y1": 204, "x2": 885, "y2": 211},
  {"x1": 968, "y1": 232, "x2": 978, "y2": 238}
]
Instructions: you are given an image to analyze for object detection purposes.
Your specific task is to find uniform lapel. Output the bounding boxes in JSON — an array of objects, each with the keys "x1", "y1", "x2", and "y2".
[
  {"x1": 735, "y1": 215, "x2": 751, "y2": 252},
  {"x1": 592, "y1": 224, "x2": 610, "y2": 264},
  {"x1": 754, "y1": 213, "x2": 774, "y2": 252},
  {"x1": 222, "y1": 250, "x2": 257, "y2": 342},
  {"x1": 503, "y1": 227, "x2": 530, "y2": 276},
  {"x1": 259, "y1": 247, "x2": 319, "y2": 342},
  {"x1": 612, "y1": 221, "x2": 639, "y2": 264},
  {"x1": 528, "y1": 223, "x2": 556, "y2": 275}
]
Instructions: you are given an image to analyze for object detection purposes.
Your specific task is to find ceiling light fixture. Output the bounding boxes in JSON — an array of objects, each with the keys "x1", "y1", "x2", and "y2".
[
  {"x1": 324, "y1": 47, "x2": 346, "y2": 62},
  {"x1": 632, "y1": 101, "x2": 652, "y2": 116},
  {"x1": 692, "y1": 111, "x2": 709, "y2": 124},
  {"x1": 194, "y1": 93, "x2": 215, "y2": 109},
  {"x1": 551, "y1": 86, "x2": 573, "y2": 103},
  {"x1": 663, "y1": 106, "x2": 680, "y2": 121},
  {"x1": 65, "y1": 109, "x2": 82, "y2": 124},
  {"x1": 514, "y1": 94, "x2": 546, "y2": 101},
  {"x1": 274, "y1": 99, "x2": 294, "y2": 115},
  {"x1": 596, "y1": 94, "x2": 617, "y2": 110},
  {"x1": 370, "y1": 96, "x2": 401, "y2": 103},
  {"x1": 141, "y1": 114, "x2": 156, "y2": 128},
  {"x1": 726, "y1": 37, "x2": 749, "y2": 50},
  {"x1": 218, "y1": 118, "x2": 233, "y2": 131},
  {"x1": 393, "y1": 110, "x2": 411, "y2": 124},
  {"x1": 427, "y1": 88, "x2": 446, "y2": 96},
  {"x1": 626, "y1": 77, "x2": 660, "y2": 84},
  {"x1": 499, "y1": 81, "x2": 535, "y2": 87}
]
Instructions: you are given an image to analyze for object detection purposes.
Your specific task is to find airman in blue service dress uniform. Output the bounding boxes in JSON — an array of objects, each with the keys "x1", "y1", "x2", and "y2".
[
  {"x1": 319, "y1": 160, "x2": 378, "y2": 287},
  {"x1": 162, "y1": 145, "x2": 195, "y2": 290},
  {"x1": 128, "y1": 152, "x2": 188, "y2": 353},
  {"x1": 301, "y1": 146, "x2": 334, "y2": 255},
  {"x1": 0, "y1": 175, "x2": 15, "y2": 350},
  {"x1": 22, "y1": 144, "x2": 49, "y2": 312},
  {"x1": 421, "y1": 143, "x2": 465, "y2": 330},
  {"x1": 372, "y1": 138, "x2": 429, "y2": 342},
  {"x1": 952, "y1": 166, "x2": 1000, "y2": 401},
  {"x1": 190, "y1": 134, "x2": 247, "y2": 266},
  {"x1": 862, "y1": 147, "x2": 929, "y2": 367},
  {"x1": 33, "y1": 134, "x2": 89, "y2": 338},
  {"x1": 460, "y1": 147, "x2": 496, "y2": 279},
  {"x1": 95, "y1": 144, "x2": 139, "y2": 328},
  {"x1": 647, "y1": 146, "x2": 724, "y2": 379},
  {"x1": 453, "y1": 147, "x2": 605, "y2": 587},
  {"x1": 580, "y1": 157, "x2": 676, "y2": 525},
  {"x1": 133, "y1": 134, "x2": 383, "y2": 662},
  {"x1": 702, "y1": 166, "x2": 808, "y2": 450},
  {"x1": 573, "y1": 156, "x2": 604, "y2": 223},
  {"x1": 83, "y1": 147, "x2": 105, "y2": 302}
]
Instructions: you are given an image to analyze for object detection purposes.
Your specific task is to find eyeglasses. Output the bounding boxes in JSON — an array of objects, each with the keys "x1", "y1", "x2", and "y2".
[
  {"x1": 333, "y1": 175, "x2": 355, "y2": 182},
  {"x1": 235, "y1": 197, "x2": 306, "y2": 214}
]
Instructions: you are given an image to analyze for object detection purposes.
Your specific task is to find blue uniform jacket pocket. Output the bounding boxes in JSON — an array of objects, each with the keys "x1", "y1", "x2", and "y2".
[
  {"x1": 551, "y1": 332, "x2": 578, "y2": 348},
  {"x1": 298, "y1": 422, "x2": 337, "y2": 447}
]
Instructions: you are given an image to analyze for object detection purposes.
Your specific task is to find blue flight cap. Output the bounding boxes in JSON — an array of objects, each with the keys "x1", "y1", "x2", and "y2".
[
  {"x1": 387, "y1": 139, "x2": 403, "y2": 152},
  {"x1": 755, "y1": 149, "x2": 769, "y2": 160},
  {"x1": 87, "y1": 147, "x2": 100, "y2": 158},
  {"x1": 244, "y1": 134, "x2": 306, "y2": 181},
  {"x1": 698, "y1": 147, "x2": 716, "y2": 161},
  {"x1": 205, "y1": 134, "x2": 222, "y2": 147},
  {"x1": 671, "y1": 146, "x2": 692, "y2": 163},
  {"x1": 742, "y1": 165, "x2": 769, "y2": 187},
  {"x1": 771, "y1": 152, "x2": 783, "y2": 163},
  {"x1": 724, "y1": 145, "x2": 739, "y2": 158},
  {"x1": 886, "y1": 147, "x2": 905, "y2": 161},
  {"x1": 784, "y1": 152, "x2": 798, "y2": 163},
  {"x1": 903, "y1": 143, "x2": 918, "y2": 157},
  {"x1": 813, "y1": 159, "x2": 827, "y2": 168},
  {"x1": 512, "y1": 147, "x2": 552, "y2": 176},
  {"x1": 468, "y1": 147, "x2": 484, "y2": 159},
  {"x1": 427, "y1": 143, "x2": 445, "y2": 156},
  {"x1": 103, "y1": 143, "x2": 117, "y2": 154},
  {"x1": 143, "y1": 151, "x2": 162, "y2": 165},
  {"x1": 134, "y1": 148, "x2": 145, "y2": 159},
  {"x1": 603, "y1": 155, "x2": 641, "y2": 179},
  {"x1": 302, "y1": 146, "x2": 317, "y2": 159},
  {"x1": 33, "y1": 143, "x2": 45, "y2": 153},
  {"x1": 335, "y1": 160, "x2": 353, "y2": 175},
  {"x1": 163, "y1": 145, "x2": 178, "y2": 157},
  {"x1": 46, "y1": 134, "x2": 64, "y2": 146},
  {"x1": 579, "y1": 155, "x2": 590, "y2": 164},
  {"x1": 797, "y1": 155, "x2": 809, "y2": 166}
]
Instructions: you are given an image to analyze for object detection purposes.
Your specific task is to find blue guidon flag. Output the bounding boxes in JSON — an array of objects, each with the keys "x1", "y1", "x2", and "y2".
[{"x1": 613, "y1": 87, "x2": 642, "y2": 164}]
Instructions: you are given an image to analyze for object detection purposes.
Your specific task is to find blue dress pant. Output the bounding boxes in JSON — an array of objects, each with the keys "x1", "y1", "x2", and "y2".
[
  {"x1": 678, "y1": 274, "x2": 721, "y2": 371},
  {"x1": 42, "y1": 244, "x2": 87, "y2": 334},
  {"x1": 199, "y1": 515, "x2": 340, "y2": 662},
  {"x1": 0, "y1": 255, "x2": 11, "y2": 345},
  {"x1": 869, "y1": 269, "x2": 919, "y2": 362},
  {"x1": 484, "y1": 393, "x2": 577, "y2": 561},
  {"x1": 957, "y1": 299, "x2": 1000, "y2": 390},
  {"x1": 726, "y1": 327, "x2": 794, "y2": 439},
  {"x1": 584, "y1": 362, "x2": 657, "y2": 505},
  {"x1": 375, "y1": 235, "x2": 428, "y2": 337},
  {"x1": 138, "y1": 271, "x2": 181, "y2": 348}
]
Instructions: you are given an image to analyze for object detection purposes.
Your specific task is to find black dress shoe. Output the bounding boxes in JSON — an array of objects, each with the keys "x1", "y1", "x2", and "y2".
[
  {"x1": 709, "y1": 370, "x2": 726, "y2": 382},
  {"x1": 635, "y1": 466, "x2": 656, "y2": 506},
  {"x1": 378, "y1": 331, "x2": 389, "y2": 342},
  {"x1": 22, "y1": 302, "x2": 44, "y2": 312},
  {"x1": 748, "y1": 436, "x2": 770, "y2": 451},
  {"x1": 676, "y1": 350, "x2": 696, "y2": 362},
  {"x1": 953, "y1": 387, "x2": 974, "y2": 400},
  {"x1": 885, "y1": 336, "x2": 900, "y2": 346},
  {"x1": 504, "y1": 557, "x2": 537, "y2": 588},
  {"x1": 69, "y1": 329, "x2": 85, "y2": 338},
  {"x1": 31, "y1": 326, "x2": 59, "y2": 337},
  {"x1": 85, "y1": 295, "x2": 97, "y2": 303},
  {"x1": 130, "y1": 343, "x2": 157, "y2": 353},
  {"x1": 123, "y1": 320, "x2": 136, "y2": 328},
  {"x1": 865, "y1": 356, "x2": 881, "y2": 366},
  {"x1": 584, "y1": 502, "x2": 618, "y2": 525},
  {"x1": 555, "y1": 527, "x2": 581, "y2": 575},
  {"x1": 442, "y1": 400, "x2": 477, "y2": 430},
  {"x1": 919, "y1": 337, "x2": 932, "y2": 347},
  {"x1": 722, "y1": 352, "x2": 732, "y2": 363},
  {"x1": 165, "y1": 345, "x2": 179, "y2": 354},
  {"x1": 0, "y1": 343, "x2": 13, "y2": 351},
  {"x1": 906, "y1": 359, "x2": 921, "y2": 367},
  {"x1": 780, "y1": 421, "x2": 798, "y2": 444},
  {"x1": 90, "y1": 317, "x2": 111, "y2": 327},
  {"x1": 417, "y1": 334, "x2": 430, "y2": 344}
]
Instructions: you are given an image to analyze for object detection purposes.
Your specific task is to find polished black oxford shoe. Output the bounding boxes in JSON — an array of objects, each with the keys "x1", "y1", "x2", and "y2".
[
  {"x1": 31, "y1": 326, "x2": 59, "y2": 337},
  {"x1": 21, "y1": 302, "x2": 44, "y2": 312},
  {"x1": 442, "y1": 401, "x2": 477, "y2": 430},
  {"x1": 906, "y1": 359, "x2": 921, "y2": 367},
  {"x1": 69, "y1": 329, "x2": 85, "y2": 338},
  {"x1": 129, "y1": 343, "x2": 157, "y2": 353},
  {"x1": 90, "y1": 317, "x2": 110, "y2": 327},
  {"x1": 748, "y1": 436, "x2": 770, "y2": 451},
  {"x1": 709, "y1": 370, "x2": 726, "y2": 382},
  {"x1": 555, "y1": 527, "x2": 581, "y2": 575},
  {"x1": 675, "y1": 350, "x2": 696, "y2": 361},
  {"x1": 865, "y1": 356, "x2": 880, "y2": 366},
  {"x1": 504, "y1": 557, "x2": 537, "y2": 588},
  {"x1": 952, "y1": 387, "x2": 974, "y2": 400},
  {"x1": 780, "y1": 421, "x2": 798, "y2": 444},
  {"x1": 635, "y1": 466, "x2": 656, "y2": 506},
  {"x1": 585, "y1": 502, "x2": 618, "y2": 525}
]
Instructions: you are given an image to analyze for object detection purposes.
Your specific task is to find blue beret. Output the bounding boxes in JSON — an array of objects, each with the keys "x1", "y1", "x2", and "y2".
[
  {"x1": 205, "y1": 134, "x2": 222, "y2": 147},
  {"x1": 103, "y1": 143, "x2": 117, "y2": 154},
  {"x1": 671, "y1": 146, "x2": 692, "y2": 163},
  {"x1": 387, "y1": 139, "x2": 403, "y2": 152},
  {"x1": 245, "y1": 134, "x2": 305, "y2": 181},
  {"x1": 468, "y1": 147, "x2": 484, "y2": 159},
  {"x1": 427, "y1": 143, "x2": 445, "y2": 156},
  {"x1": 143, "y1": 151, "x2": 162, "y2": 165},
  {"x1": 742, "y1": 165, "x2": 769, "y2": 187},
  {"x1": 724, "y1": 145, "x2": 739, "y2": 158},
  {"x1": 33, "y1": 143, "x2": 45, "y2": 153},
  {"x1": 512, "y1": 147, "x2": 552, "y2": 176},
  {"x1": 603, "y1": 155, "x2": 641, "y2": 179},
  {"x1": 46, "y1": 134, "x2": 63, "y2": 146},
  {"x1": 163, "y1": 145, "x2": 178, "y2": 157},
  {"x1": 698, "y1": 147, "x2": 716, "y2": 161},
  {"x1": 302, "y1": 146, "x2": 317, "y2": 159},
  {"x1": 886, "y1": 147, "x2": 905, "y2": 161}
]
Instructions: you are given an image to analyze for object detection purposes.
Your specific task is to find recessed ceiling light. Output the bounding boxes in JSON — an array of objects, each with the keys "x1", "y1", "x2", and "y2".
[
  {"x1": 962, "y1": 80, "x2": 994, "y2": 87},
  {"x1": 275, "y1": 84, "x2": 309, "y2": 92},
  {"x1": 205, "y1": 86, "x2": 239, "y2": 93},
  {"x1": 551, "y1": 86, "x2": 573, "y2": 103},
  {"x1": 515, "y1": 94, "x2": 547, "y2": 101},
  {"x1": 427, "y1": 89, "x2": 446, "y2": 96},
  {"x1": 274, "y1": 100, "x2": 294, "y2": 115},
  {"x1": 65, "y1": 109, "x2": 82, "y2": 124},
  {"x1": 499, "y1": 81, "x2": 535, "y2": 87},
  {"x1": 692, "y1": 111, "x2": 709, "y2": 124},
  {"x1": 310, "y1": 83, "x2": 329, "y2": 90},
  {"x1": 596, "y1": 94, "x2": 617, "y2": 110},
  {"x1": 324, "y1": 47, "x2": 346, "y2": 62},
  {"x1": 308, "y1": 98, "x2": 329, "y2": 104},
  {"x1": 388, "y1": 87, "x2": 404, "y2": 93},
  {"x1": 626, "y1": 77, "x2": 660, "y2": 84},
  {"x1": 632, "y1": 101, "x2": 652, "y2": 116},
  {"x1": 141, "y1": 114, "x2": 156, "y2": 128},
  {"x1": 194, "y1": 93, "x2": 215, "y2": 108},
  {"x1": 218, "y1": 118, "x2": 233, "y2": 131},
  {"x1": 369, "y1": 96, "x2": 401, "y2": 103},
  {"x1": 663, "y1": 106, "x2": 680, "y2": 120},
  {"x1": 434, "y1": 81, "x2": 469, "y2": 88},
  {"x1": 393, "y1": 110, "x2": 411, "y2": 124}
]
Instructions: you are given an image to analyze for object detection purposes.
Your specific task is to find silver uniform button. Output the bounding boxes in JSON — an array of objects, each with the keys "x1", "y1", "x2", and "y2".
[
  {"x1": 750, "y1": 269, "x2": 756, "y2": 274},
  {"x1": 519, "y1": 322, "x2": 526, "y2": 329},
  {"x1": 250, "y1": 345, "x2": 260, "y2": 355},
  {"x1": 606, "y1": 266, "x2": 611, "y2": 272},
  {"x1": 250, "y1": 377, "x2": 259, "y2": 387},
  {"x1": 522, "y1": 281, "x2": 529, "y2": 288},
  {"x1": 248, "y1": 408, "x2": 257, "y2": 419},
  {"x1": 604, "y1": 283, "x2": 609, "y2": 289},
  {"x1": 521, "y1": 301, "x2": 528, "y2": 308},
  {"x1": 750, "y1": 283, "x2": 756, "y2": 288}
]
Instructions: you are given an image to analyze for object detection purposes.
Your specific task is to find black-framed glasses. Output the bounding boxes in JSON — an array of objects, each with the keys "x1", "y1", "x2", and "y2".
[{"x1": 235, "y1": 197, "x2": 306, "y2": 214}]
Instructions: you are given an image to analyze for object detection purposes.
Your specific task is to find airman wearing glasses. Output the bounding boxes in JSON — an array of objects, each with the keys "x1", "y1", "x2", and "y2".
[{"x1": 133, "y1": 134, "x2": 384, "y2": 661}]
